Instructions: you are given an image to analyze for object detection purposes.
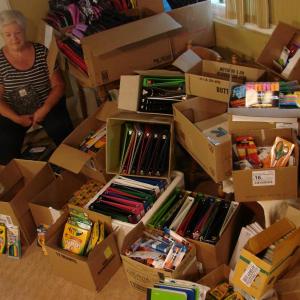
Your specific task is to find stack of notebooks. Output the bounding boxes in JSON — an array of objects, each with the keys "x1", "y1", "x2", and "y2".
[
  {"x1": 139, "y1": 76, "x2": 186, "y2": 115},
  {"x1": 119, "y1": 122, "x2": 170, "y2": 176},
  {"x1": 147, "y1": 278, "x2": 209, "y2": 300},
  {"x1": 148, "y1": 189, "x2": 239, "y2": 245},
  {"x1": 87, "y1": 176, "x2": 168, "y2": 224}
]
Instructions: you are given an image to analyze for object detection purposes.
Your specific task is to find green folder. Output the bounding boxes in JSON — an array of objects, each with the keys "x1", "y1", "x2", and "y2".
[{"x1": 147, "y1": 288, "x2": 187, "y2": 300}]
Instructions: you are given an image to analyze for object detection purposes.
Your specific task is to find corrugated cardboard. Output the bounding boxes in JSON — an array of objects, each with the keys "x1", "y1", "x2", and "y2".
[
  {"x1": 232, "y1": 218, "x2": 300, "y2": 300},
  {"x1": 173, "y1": 97, "x2": 231, "y2": 183},
  {"x1": 29, "y1": 171, "x2": 88, "y2": 227},
  {"x1": 257, "y1": 22, "x2": 300, "y2": 81},
  {"x1": 231, "y1": 128, "x2": 299, "y2": 202},
  {"x1": 121, "y1": 222, "x2": 199, "y2": 293},
  {"x1": 174, "y1": 52, "x2": 265, "y2": 103},
  {"x1": 198, "y1": 264, "x2": 231, "y2": 287},
  {"x1": 0, "y1": 160, "x2": 55, "y2": 245},
  {"x1": 118, "y1": 69, "x2": 183, "y2": 115},
  {"x1": 45, "y1": 210, "x2": 121, "y2": 291},
  {"x1": 49, "y1": 101, "x2": 118, "y2": 181},
  {"x1": 137, "y1": 1, "x2": 215, "y2": 56},
  {"x1": 106, "y1": 112, "x2": 174, "y2": 179},
  {"x1": 66, "y1": 13, "x2": 181, "y2": 87},
  {"x1": 186, "y1": 203, "x2": 245, "y2": 274}
]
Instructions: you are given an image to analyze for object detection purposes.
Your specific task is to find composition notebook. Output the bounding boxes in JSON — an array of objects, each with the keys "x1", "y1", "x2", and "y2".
[{"x1": 147, "y1": 288, "x2": 187, "y2": 300}]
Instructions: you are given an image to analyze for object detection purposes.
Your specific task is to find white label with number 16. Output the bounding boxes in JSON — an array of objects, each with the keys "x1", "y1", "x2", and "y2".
[{"x1": 252, "y1": 170, "x2": 275, "y2": 186}]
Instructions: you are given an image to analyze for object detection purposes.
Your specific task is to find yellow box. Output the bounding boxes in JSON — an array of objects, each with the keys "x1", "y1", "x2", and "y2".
[{"x1": 232, "y1": 218, "x2": 300, "y2": 299}]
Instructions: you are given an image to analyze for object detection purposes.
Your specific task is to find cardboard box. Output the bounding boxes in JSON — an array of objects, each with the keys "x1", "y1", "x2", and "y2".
[
  {"x1": 231, "y1": 128, "x2": 299, "y2": 202},
  {"x1": 45, "y1": 210, "x2": 121, "y2": 291},
  {"x1": 0, "y1": 160, "x2": 55, "y2": 246},
  {"x1": 232, "y1": 218, "x2": 300, "y2": 300},
  {"x1": 173, "y1": 52, "x2": 265, "y2": 103},
  {"x1": 257, "y1": 22, "x2": 300, "y2": 81},
  {"x1": 118, "y1": 69, "x2": 184, "y2": 115},
  {"x1": 50, "y1": 101, "x2": 118, "y2": 182},
  {"x1": 29, "y1": 171, "x2": 93, "y2": 227},
  {"x1": 137, "y1": 0, "x2": 215, "y2": 56},
  {"x1": 61, "y1": 13, "x2": 181, "y2": 87},
  {"x1": 173, "y1": 97, "x2": 231, "y2": 183},
  {"x1": 85, "y1": 170, "x2": 184, "y2": 249},
  {"x1": 121, "y1": 222, "x2": 199, "y2": 293},
  {"x1": 106, "y1": 111, "x2": 174, "y2": 179},
  {"x1": 186, "y1": 202, "x2": 245, "y2": 274},
  {"x1": 198, "y1": 264, "x2": 231, "y2": 287}
]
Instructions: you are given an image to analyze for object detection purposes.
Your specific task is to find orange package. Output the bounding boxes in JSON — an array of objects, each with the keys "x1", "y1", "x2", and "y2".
[{"x1": 270, "y1": 137, "x2": 295, "y2": 167}]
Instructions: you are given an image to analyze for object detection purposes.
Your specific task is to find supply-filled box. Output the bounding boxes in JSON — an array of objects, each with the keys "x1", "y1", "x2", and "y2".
[
  {"x1": 29, "y1": 171, "x2": 104, "y2": 228},
  {"x1": 106, "y1": 112, "x2": 174, "y2": 179},
  {"x1": 257, "y1": 22, "x2": 300, "y2": 81},
  {"x1": 173, "y1": 50, "x2": 265, "y2": 103},
  {"x1": 121, "y1": 222, "x2": 199, "y2": 293},
  {"x1": 118, "y1": 70, "x2": 185, "y2": 116},
  {"x1": 231, "y1": 128, "x2": 298, "y2": 201},
  {"x1": 0, "y1": 160, "x2": 55, "y2": 246},
  {"x1": 50, "y1": 101, "x2": 118, "y2": 182},
  {"x1": 57, "y1": 12, "x2": 181, "y2": 87},
  {"x1": 232, "y1": 218, "x2": 300, "y2": 300},
  {"x1": 173, "y1": 97, "x2": 231, "y2": 183},
  {"x1": 45, "y1": 210, "x2": 121, "y2": 291},
  {"x1": 84, "y1": 170, "x2": 184, "y2": 248}
]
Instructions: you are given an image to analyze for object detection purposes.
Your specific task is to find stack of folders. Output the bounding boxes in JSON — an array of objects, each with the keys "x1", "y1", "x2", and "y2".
[
  {"x1": 229, "y1": 222, "x2": 264, "y2": 270},
  {"x1": 148, "y1": 188, "x2": 239, "y2": 245},
  {"x1": 87, "y1": 176, "x2": 168, "y2": 224},
  {"x1": 139, "y1": 76, "x2": 186, "y2": 115},
  {"x1": 119, "y1": 122, "x2": 170, "y2": 176},
  {"x1": 147, "y1": 278, "x2": 210, "y2": 300}
]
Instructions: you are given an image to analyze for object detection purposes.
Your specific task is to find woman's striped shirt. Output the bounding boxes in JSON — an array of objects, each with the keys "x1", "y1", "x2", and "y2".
[{"x1": 0, "y1": 43, "x2": 51, "y2": 115}]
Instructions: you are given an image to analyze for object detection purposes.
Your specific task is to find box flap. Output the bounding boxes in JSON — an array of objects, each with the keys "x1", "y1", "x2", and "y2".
[
  {"x1": 82, "y1": 13, "x2": 181, "y2": 56},
  {"x1": 172, "y1": 49, "x2": 202, "y2": 73},
  {"x1": 121, "y1": 221, "x2": 145, "y2": 253},
  {"x1": 95, "y1": 100, "x2": 118, "y2": 122},
  {"x1": 135, "y1": 69, "x2": 183, "y2": 76},
  {"x1": 118, "y1": 75, "x2": 140, "y2": 112},
  {"x1": 49, "y1": 144, "x2": 91, "y2": 174},
  {"x1": 246, "y1": 218, "x2": 295, "y2": 254}
]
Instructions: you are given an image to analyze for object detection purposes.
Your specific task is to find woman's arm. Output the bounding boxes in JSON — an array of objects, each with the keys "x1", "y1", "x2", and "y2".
[
  {"x1": 0, "y1": 84, "x2": 32, "y2": 127},
  {"x1": 32, "y1": 68, "x2": 65, "y2": 125}
]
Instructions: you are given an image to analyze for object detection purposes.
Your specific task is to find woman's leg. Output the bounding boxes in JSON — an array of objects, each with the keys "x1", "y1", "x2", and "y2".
[
  {"x1": 0, "y1": 115, "x2": 27, "y2": 165},
  {"x1": 41, "y1": 97, "x2": 74, "y2": 146}
]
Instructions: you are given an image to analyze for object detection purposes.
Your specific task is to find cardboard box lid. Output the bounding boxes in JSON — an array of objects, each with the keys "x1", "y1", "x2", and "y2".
[
  {"x1": 49, "y1": 143, "x2": 91, "y2": 174},
  {"x1": 245, "y1": 218, "x2": 300, "y2": 266},
  {"x1": 95, "y1": 100, "x2": 119, "y2": 122},
  {"x1": 82, "y1": 13, "x2": 181, "y2": 56}
]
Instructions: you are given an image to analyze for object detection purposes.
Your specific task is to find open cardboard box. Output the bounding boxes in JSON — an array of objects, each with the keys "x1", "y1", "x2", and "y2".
[
  {"x1": 173, "y1": 97, "x2": 231, "y2": 183},
  {"x1": 198, "y1": 264, "x2": 231, "y2": 287},
  {"x1": 257, "y1": 22, "x2": 300, "y2": 81},
  {"x1": 29, "y1": 171, "x2": 102, "y2": 227},
  {"x1": 137, "y1": 0, "x2": 215, "y2": 56},
  {"x1": 0, "y1": 160, "x2": 55, "y2": 246},
  {"x1": 121, "y1": 222, "x2": 199, "y2": 293},
  {"x1": 50, "y1": 101, "x2": 118, "y2": 182},
  {"x1": 118, "y1": 69, "x2": 184, "y2": 116},
  {"x1": 173, "y1": 50, "x2": 265, "y2": 103},
  {"x1": 59, "y1": 12, "x2": 181, "y2": 87},
  {"x1": 231, "y1": 128, "x2": 299, "y2": 202},
  {"x1": 232, "y1": 218, "x2": 300, "y2": 300},
  {"x1": 45, "y1": 209, "x2": 121, "y2": 291},
  {"x1": 106, "y1": 111, "x2": 174, "y2": 179}
]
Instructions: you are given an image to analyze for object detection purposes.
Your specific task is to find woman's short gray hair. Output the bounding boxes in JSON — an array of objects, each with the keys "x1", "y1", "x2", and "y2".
[{"x1": 0, "y1": 10, "x2": 26, "y2": 32}]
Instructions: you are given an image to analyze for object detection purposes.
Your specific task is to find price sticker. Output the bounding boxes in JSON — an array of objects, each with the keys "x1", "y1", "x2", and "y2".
[{"x1": 252, "y1": 170, "x2": 275, "y2": 186}]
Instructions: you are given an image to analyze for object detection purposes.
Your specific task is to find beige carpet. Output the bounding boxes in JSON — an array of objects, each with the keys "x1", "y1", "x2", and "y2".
[{"x1": 0, "y1": 243, "x2": 144, "y2": 300}]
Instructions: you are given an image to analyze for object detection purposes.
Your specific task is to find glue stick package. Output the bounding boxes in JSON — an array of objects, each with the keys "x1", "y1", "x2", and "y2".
[
  {"x1": 270, "y1": 137, "x2": 295, "y2": 167},
  {"x1": 0, "y1": 223, "x2": 6, "y2": 254}
]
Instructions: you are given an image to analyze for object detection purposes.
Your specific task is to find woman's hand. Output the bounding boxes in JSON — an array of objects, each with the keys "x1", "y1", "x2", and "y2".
[
  {"x1": 32, "y1": 104, "x2": 50, "y2": 125},
  {"x1": 14, "y1": 114, "x2": 33, "y2": 127}
]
